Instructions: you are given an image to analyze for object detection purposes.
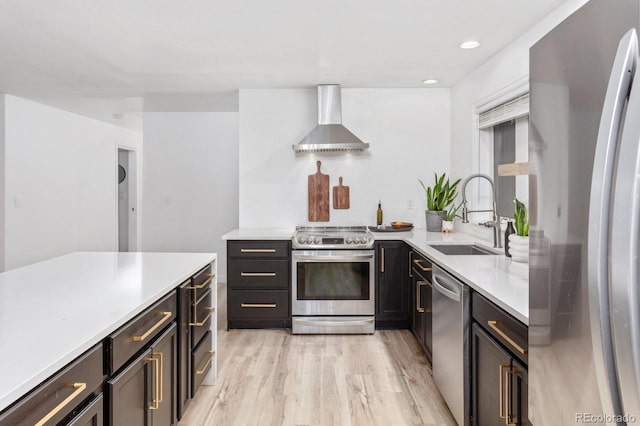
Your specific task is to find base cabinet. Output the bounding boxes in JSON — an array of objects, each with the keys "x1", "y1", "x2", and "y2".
[
  {"x1": 227, "y1": 240, "x2": 291, "y2": 329},
  {"x1": 67, "y1": 394, "x2": 104, "y2": 426},
  {"x1": 107, "y1": 323, "x2": 177, "y2": 426},
  {"x1": 471, "y1": 292, "x2": 529, "y2": 426},
  {"x1": 375, "y1": 241, "x2": 409, "y2": 328},
  {"x1": 410, "y1": 251, "x2": 432, "y2": 360}
]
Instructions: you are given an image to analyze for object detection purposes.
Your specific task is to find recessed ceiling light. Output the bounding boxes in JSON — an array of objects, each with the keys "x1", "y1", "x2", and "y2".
[
  {"x1": 459, "y1": 40, "x2": 480, "y2": 49},
  {"x1": 422, "y1": 79, "x2": 439, "y2": 85}
]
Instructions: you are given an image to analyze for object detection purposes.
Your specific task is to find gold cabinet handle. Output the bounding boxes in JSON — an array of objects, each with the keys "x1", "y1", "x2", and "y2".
[
  {"x1": 240, "y1": 248, "x2": 277, "y2": 253},
  {"x1": 413, "y1": 259, "x2": 432, "y2": 272},
  {"x1": 186, "y1": 273, "x2": 215, "y2": 290},
  {"x1": 190, "y1": 306, "x2": 214, "y2": 326},
  {"x1": 146, "y1": 356, "x2": 160, "y2": 410},
  {"x1": 499, "y1": 364, "x2": 509, "y2": 421},
  {"x1": 416, "y1": 280, "x2": 426, "y2": 313},
  {"x1": 132, "y1": 311, "x2": 172, "y2": 342},
  {"x1": 240, "y1": 272, "x2": 276, "y2": 277},
  {"x1": 380, "y1": 247, "x2": 385, "y2": 273},
  {"x1": 241, "y1": 303, "x2": 277, "y2": 308},
  {"x1": 196, "y1": 350, "x2": 216, "y2": 375},
  {"x1": 34, "y1": 382, "x2": 86, "y2": 426},
  {"x1": 157, "y1": 352, "x2": 164, "y2": 404},
  {"x1": 488, "y1": 320, "x2": 528, "y2": 355},
  {"x1": 409, "y1": 251, "x2": 414, "y2": 277}
]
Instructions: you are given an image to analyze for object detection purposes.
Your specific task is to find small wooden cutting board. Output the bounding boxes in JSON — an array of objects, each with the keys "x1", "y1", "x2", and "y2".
[
  {"x1": 333, "y1": 176, "x2": 350, "y2": 209},
  {"x1": 308, "y1": 160, "x2": 330, "y2": 221}
]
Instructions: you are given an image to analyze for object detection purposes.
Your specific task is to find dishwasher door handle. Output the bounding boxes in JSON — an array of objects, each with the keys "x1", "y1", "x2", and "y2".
[{"x1": 432, "y1": 274, "x2": 461, "y2": 302}]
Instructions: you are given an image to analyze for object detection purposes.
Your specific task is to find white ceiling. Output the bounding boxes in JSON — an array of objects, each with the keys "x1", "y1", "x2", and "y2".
[{"x1": 0, "y1": 0, "x2": 568, "y2": 130}]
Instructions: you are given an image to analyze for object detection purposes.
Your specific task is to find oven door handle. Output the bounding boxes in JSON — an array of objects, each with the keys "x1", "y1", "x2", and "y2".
[{"x1": 293, "y1": 253, "x2": 374, "y2": 262}]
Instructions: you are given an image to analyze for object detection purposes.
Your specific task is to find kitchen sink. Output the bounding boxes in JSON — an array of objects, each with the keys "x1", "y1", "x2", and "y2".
[{"x1": 429, "y1": 244, "x2": 498, "y2": 255}]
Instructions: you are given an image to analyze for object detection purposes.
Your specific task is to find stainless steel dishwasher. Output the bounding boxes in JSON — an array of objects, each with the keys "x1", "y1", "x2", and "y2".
[{"x1": 432, "y1": 264, "x2": 470, "y2": 425}]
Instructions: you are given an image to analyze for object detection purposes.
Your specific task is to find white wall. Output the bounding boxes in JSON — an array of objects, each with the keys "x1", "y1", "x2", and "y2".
[
  {"x1": 450, "y1": 0, "x2": 588, "y2": 188},
  {"x1": 239, "y1": 88, "x2": 451, "y2": 227},
  {"x1": 142, "y1": 112, "x2": 239, "y2": 282},
  {"x1": 3, "y1": 95, "x2": 142, "y2": 270}
]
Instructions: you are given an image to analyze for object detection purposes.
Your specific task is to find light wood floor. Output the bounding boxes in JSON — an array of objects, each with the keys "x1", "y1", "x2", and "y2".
[{"x1": 179, "y1": 283, "x2": 456, "y2": 426}]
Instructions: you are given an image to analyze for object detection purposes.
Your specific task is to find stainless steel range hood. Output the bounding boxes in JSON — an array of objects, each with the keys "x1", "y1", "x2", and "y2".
[{"x1": 293, "y1": 85, "x2": 369, "y2": 153}]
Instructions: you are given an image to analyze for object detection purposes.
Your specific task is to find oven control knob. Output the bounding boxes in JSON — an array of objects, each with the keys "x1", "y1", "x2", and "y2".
[
  {"x1": 346, "y1": 237, "x2": 353, "y2": 244},
  {"x1": 299, "y1": 237, "x2": 308, "y2": 244},
  {"x1": 313, "y1": 237, "x2": 321, "y2": 244}
]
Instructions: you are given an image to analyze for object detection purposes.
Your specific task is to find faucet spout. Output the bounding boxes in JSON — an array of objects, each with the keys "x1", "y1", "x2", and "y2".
[{"x1": 460, "y1": 173, "x2": 502, "y2": 249}]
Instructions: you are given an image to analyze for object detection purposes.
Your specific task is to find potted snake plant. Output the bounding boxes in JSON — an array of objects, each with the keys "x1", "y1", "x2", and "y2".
[
  {"x1": 509, "y1": 198, "x2": 529, "y2": 262},
  {"x1": 419, "y1": 173, "x2": 461, "y2": 232}
]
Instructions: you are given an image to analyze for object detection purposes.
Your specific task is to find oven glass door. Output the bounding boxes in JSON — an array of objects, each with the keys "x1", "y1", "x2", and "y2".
[
  {"x1": 292, "y1": 250, "x2": 375, "y2": 316},
  {"x1": 297, "y1": 261, "x2": 369, "y2": 300}
]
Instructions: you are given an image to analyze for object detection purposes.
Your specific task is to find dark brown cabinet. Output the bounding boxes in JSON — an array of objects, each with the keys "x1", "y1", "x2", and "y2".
[
  {"x1": 410, "y1": 251, "x2": 433, "y2": 360},
  {"x1": 471, "y1": 292, "x2": 529, "y2": 426},
  {"x1": 375, "y1": 241, "x2": 410, "y2": 328},
  {"x1": 177, "y1": 264, "x2": 215, "y2": 419},
  {"x1": 0, "y1": 344, "x2": 104, "y2": 426},
  {"x1": 227, "y1": 240, "x2": 291, "y2": 329},
  {"x1": 67, "y1": 394, "x2": 104, "y2": 426},
  {"x1": 107, "y1": 323, "x2": 177, "y2": 426}
]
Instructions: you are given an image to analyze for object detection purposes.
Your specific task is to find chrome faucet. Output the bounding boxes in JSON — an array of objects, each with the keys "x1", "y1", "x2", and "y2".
[{"x1": 460, "y1": 174, "x2": 502, "y2": 248}]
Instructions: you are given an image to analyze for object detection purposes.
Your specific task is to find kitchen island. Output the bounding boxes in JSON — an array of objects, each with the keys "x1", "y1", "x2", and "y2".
[{"x1": 0, "y1": 251, "x2": 216, "y2": 421}]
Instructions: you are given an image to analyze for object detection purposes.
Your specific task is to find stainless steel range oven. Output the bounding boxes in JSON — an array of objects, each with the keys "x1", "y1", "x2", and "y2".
[{"x1": 291, "y1": 226, "x2": 375, "y2": 334}]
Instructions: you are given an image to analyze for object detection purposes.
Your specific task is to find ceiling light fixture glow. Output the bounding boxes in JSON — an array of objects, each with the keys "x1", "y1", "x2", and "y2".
[
  {"x1": 422, "y1": 79, "x2": 439, "y2": 85},
  {"x1": 459, "y1": 40, "x2": 480, "y2": 49}
]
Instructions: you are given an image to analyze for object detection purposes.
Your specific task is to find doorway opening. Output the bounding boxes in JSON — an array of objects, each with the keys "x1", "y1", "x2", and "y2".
[{"x1": 117, "y1": 148, "x2": 138, "y2": 252}]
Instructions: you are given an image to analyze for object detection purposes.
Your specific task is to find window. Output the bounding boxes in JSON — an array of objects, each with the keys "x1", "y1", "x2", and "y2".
[{"x1": 476, "y1": 92, "x2": 529, "y2": 220}]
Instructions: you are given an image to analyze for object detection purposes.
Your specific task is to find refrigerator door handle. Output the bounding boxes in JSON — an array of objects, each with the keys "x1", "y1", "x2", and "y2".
[
  {"x1": 587, "y1": 28, "x2": 638, "y2": 418},
  {"x1": 610, "y1": 33, "x2": 640, "y2": 418}
]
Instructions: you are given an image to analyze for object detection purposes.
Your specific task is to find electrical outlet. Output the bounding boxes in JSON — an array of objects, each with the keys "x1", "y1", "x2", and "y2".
[{"x1": 407, "y1": 199, "x2": 414, "y2": 210}]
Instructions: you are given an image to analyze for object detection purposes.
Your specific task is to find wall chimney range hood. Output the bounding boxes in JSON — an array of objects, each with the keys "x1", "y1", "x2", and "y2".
[{"x1": 292, "y1": 85, "x2": 369, "y2": 153}]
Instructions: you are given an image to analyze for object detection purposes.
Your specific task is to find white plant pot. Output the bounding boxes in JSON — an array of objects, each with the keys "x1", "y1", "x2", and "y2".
[
  {"x1": 509, "y1": 234, "x2": 529, "y2": 263},
  {"x1": 442, "y1": 220, "x2": 454, "y2": 233}
]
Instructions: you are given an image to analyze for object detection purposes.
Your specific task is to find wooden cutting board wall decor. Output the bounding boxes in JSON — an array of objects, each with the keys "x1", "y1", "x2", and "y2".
[
  {"x1": 308, "y1": 160, "x2": 330, "y2": 221},
  {"x1": 333, "y1": 176, "x2": 350, "y2": 209}
]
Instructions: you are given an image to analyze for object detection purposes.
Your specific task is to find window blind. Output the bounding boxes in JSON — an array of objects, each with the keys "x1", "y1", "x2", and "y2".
[{"x1": 478, "y1": 93, "x2": 529, "y2": 129}]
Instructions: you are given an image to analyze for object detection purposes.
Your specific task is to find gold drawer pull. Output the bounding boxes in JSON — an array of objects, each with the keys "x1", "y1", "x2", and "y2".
[
  {"x1": 35, "y1": 382, "x2": 86, "y2": 426},
  {"x1": 413, "y1": 259, "x2": 432, "y2": 272},
  {"x1": 132, "y1": 311, "x2": 172, "y2": 342},
  {"x1": 240, "y1": 272, "x2": 277, "y2": 277},
  {"x1": 196, "y1": 350, "x2": 216, "y2": 375},
  {"x1": 488, "y1": 320, "x2": 528, "y2": 355},
  {"x1": 241, "y1": 303, "x2": 277, "y2": 308},
  {"x1": 186, "y1": 273, "x2": 215, "y2": 290},
  {"x1": 240, "y1": 248, "x2": 277, "y2": 253},
  {"x1": 190, "y1": 307, "x2": 214, "y2": 326},
  {"x1": 380, "y1": 247, "x2": 385, "y2": 273}
]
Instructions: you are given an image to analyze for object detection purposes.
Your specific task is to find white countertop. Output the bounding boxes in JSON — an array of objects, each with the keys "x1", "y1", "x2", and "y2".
[
  {"x1": 0, "y1": 251, "x2": 216, "y2": 413},
  {"x1": 222, "y1": 228, "x2": 528, "y2": 325}
]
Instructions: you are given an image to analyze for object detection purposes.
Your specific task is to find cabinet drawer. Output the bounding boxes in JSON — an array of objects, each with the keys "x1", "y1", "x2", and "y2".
[
  {"x1": 191, "y1": 287, "x2": 213, "y2": 350},
  {"x1": 228, "y1": 290, "x2": 289, "y2": 319},
  {"x1": 192, "y1": 263, "x2": 214, "y2": 290},
  {"x1": 66, "y1": 393, "x2": 103, "y2": 426},
  {"x1": 472, "y1": 292, "x2": 528, "y2": 365},
  {"x1": 228, "y1": 241, "x2": 290, "y2": 258},
  {"x1": 0, "y1": 344, "x2": 104, "y2": 426},
  {"x1": 191, "y1": 331, "x2": 214, "y2": 396},
  {"x1": 228, "y1": 259, "x2": 289, "y2": 289},
  {"x1": 410, "y1": 251, "x2": 432, "y2": 279},
  {"x1": 108, "y1": 291, "x2": 177, "y2": 373}
]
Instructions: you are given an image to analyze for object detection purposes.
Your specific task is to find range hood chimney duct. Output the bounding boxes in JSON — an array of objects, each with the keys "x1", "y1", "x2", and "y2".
[{"x1": 292, "y1": 85, "x2": 370, "y2": 153}]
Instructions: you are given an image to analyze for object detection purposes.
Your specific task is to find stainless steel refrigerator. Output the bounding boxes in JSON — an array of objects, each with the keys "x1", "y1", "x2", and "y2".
[{"x1": 529, "y1": 0, "x2": 640, "y2": 424}]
